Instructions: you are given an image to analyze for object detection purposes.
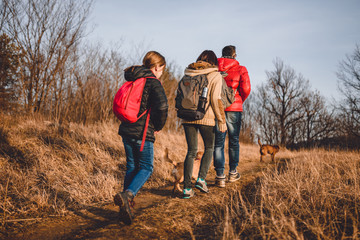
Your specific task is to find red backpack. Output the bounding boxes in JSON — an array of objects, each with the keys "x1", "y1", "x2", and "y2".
[{"x1": 113, "y1": 77, "x2": 155, "y2": 151}]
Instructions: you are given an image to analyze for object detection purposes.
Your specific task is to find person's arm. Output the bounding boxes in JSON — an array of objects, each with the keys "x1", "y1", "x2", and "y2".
[
  {"x1": 209, "y1": 73, "x2": 227, "y2": 132},
  {"x1": 149, "y1": 79, "x2": 168, "y2": 131},
  {"x1": 238, "y1": 66, "x2": 251, "y2": 102}
]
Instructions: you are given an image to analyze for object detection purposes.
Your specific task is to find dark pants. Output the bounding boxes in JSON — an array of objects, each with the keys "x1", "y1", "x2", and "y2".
[{"x1": 183, "y1": 124, "x2": 215, "y2": 189}]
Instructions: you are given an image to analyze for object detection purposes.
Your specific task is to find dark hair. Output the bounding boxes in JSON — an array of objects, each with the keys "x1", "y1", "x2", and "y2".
[
  {"x1": 196, "y1": 50, "x2": 218, "y2": 66},
  {"x1": 222, "y1": 45, "x2": 236, "y2": 57},
  {"x1": 143, "y1": 51, "x2": 166, "y2": 69}
]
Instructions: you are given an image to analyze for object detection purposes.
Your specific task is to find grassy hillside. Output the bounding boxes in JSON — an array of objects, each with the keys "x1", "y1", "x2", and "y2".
[
  {"x1": 0, "y1": 114, "x2": 183, "y2": 219},
  {"x1": 1, "y1": 114, "x2": 359, "y2": 239}
]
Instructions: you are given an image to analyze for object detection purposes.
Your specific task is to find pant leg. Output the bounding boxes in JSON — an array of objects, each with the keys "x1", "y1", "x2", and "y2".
[
  {"x1": 226, "y1": 112, "x2": 242, "y2": 172},
  {"x1": 122, "y1": 137, "x2": 137, "y2": 191},
  {"x1": 213, "y1": 121, "x2": 227, "y2": 176},
  {"x1": 183, "y1": 124, "x2": 198, "y2": 189},
  {"x1": 123, "y1": 137, "x2": 154, "y2": 196},
  {"x1": 198, "y1": 125, "x2": 215, "y2": 180}
]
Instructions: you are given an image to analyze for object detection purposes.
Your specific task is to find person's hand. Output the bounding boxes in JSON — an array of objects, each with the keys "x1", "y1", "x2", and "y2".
[{"x1": 219, "y1": 123, "x2": 227, "y2": 133}]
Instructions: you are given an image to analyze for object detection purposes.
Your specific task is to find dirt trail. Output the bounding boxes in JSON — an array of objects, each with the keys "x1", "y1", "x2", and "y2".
[{"x1": 4, "y1": 159, "x2": 266, "y2": 240}]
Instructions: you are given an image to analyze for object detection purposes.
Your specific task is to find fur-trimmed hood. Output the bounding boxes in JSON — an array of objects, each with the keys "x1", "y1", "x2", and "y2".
[{"x1": 184, "y1": 61, "x2": 218, "y2": 77}]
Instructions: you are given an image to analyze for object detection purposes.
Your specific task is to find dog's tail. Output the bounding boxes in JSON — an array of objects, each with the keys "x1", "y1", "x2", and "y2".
[
  {"x1": 258, "y1": 138, "x2": 262, "y2": 146},
  {"x1": 164, "y1": 148, "x2": 177, "y2": 166}
]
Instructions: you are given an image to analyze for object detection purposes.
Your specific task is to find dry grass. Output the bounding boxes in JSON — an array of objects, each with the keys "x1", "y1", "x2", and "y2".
[
  {"x1": 0, "y1": 114, "x2": 178, "y2": 221},
  {"x1": 1, "y1": 114, "x2": 359, "y2": 239},
  {"x1": 216, "y1": 149, "x2": 360, "y2": 239}
]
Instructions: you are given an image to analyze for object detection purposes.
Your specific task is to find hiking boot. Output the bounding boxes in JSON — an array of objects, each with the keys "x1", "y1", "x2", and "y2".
[
  {"x1": 228, "y1": 170, "x2": 241, "y2": 182},
  {"x1": 195, "y1": 178, "x2": 209, "y2": 193},
  {"x1": 183, "y1": 188, "x2": 195, "y2": 199},
  {"x1": 215, "y1": 174, "x2": 226, "y2": 188},
  {"x1": 114, "y1": 191, "x2": 134, "y2": 225}
]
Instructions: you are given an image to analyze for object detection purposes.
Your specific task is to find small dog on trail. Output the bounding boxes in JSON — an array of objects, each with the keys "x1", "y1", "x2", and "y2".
[
  {"x1": 164, "y1": 148, "x2": 203, "y2": 195},
  {"x1": 258, "y1": 139, "x2": 280, "y2": 162}
]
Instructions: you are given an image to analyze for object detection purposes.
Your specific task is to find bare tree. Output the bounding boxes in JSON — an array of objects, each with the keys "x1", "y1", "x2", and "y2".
[
  {"x1": 62, "y1": 42, "x2": 126, "y2": 124},
  {"x1": 241, "y1": 93, "x2": 257, "y2": 143},
  {"x1": 337, "y1": 44, "x2": 360, "y2": 137},
  {"x1": 257, "y1": 58, "x2": 310, "y2": 145},
  {"x1": 2, "y1": 0, "x2": 93, "y2": 114},
  {"x1": 296, "y1": 90, "x2": 337, "y2": 145},
  {"x1": 0, "y1": 0, "x2": 9, "y2": 31},
  {"x1": 160, "y1": 62, "x2": 182, "y2": 132},
  {"x1": 256, "y1": 88, "x2": 281, "y2": 144},
  {"x1": 0, "y1": 33, "x2": 24, "y2": 113}
]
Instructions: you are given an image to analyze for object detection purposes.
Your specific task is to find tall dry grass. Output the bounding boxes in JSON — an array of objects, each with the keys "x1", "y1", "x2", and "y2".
[
  {"x1": 2, "y1": 114, "x2": 360, "y2": 239},
  {"x1": 216, "y1": 149, "x2": 360, "y2": 239},
  {"x1": 0, "y1": 114, "x2": 181, "y2": 221}
]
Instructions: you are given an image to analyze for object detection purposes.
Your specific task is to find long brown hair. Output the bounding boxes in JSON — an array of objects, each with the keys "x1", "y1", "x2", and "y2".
[
  {"x1": 143, "y1": 51, "x2": 166, "y2": 69},
  {"x1": 196, "y1": 50, "x2": 218, "y2": 66}
]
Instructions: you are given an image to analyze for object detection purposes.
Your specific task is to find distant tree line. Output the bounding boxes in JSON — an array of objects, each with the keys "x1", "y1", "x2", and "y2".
[{"x1": 1, "y1": 0, "x2": 359, "y2": 149}]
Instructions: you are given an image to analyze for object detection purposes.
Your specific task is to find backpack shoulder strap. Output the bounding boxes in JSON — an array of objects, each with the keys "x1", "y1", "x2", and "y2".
[{"x1": 140, "y1": 109, "x2": 151, "y2": 151}]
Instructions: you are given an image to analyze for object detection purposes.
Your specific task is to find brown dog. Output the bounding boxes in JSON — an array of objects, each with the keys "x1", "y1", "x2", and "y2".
[
  {"x1": 164, "y1": 148, "x2": 203, "y2": 195},
  {"x1": 258, "y1": 139, "x2": 280, "y2": 162}
]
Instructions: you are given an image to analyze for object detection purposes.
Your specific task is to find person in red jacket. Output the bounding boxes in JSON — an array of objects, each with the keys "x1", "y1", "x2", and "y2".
[{"x1": 213, "y1": 45, "x2": 251, "y2": 187}]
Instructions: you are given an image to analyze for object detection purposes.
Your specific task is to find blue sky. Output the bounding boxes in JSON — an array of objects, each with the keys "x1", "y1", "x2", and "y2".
[{"x1": 89, "y1": 0, "x2": 360, "y2": 100}]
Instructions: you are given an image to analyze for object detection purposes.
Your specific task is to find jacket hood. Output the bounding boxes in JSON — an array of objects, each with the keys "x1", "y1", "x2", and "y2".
[
  {"x1": 124, "y1": 65, "x2": 155, "y2": 81},
  {"x1": 184, "y1": 61, "x2": 219, "y2": 77},
  {"x1": 218, "y1": 58, "x2": 240, "y2": 72}
]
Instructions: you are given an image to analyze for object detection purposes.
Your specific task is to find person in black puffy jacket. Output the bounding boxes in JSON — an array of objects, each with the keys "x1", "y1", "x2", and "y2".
[{"x1": 114, "y1": 51, "x2": 168, "y2": 225}]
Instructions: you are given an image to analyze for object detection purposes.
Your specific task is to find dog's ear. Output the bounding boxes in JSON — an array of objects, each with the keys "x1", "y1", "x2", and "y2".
[{"x1": 163, "y1": 148, "x2": 170, "y2": 162}]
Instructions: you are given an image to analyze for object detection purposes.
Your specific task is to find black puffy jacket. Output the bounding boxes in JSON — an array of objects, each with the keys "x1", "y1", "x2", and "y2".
[{"x1": 118, "y1": 65, "x2": 168, "y2": 142}]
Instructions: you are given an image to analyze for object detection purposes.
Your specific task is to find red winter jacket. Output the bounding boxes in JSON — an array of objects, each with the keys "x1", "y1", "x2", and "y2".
[{"x1": 218, "y1": 57, "x2": 251, "y2": 112}]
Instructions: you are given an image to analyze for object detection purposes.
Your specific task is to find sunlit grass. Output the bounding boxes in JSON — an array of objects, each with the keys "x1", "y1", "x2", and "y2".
[
  {"x1": 0, "y1": 115, "x2": 174, "y2": 218},
  {"x1": 216, "y1": 149, "x2": 360, "y2": 239},
  {"x1": 1, "y1": 114, "x2": 359, "y2": 239}
]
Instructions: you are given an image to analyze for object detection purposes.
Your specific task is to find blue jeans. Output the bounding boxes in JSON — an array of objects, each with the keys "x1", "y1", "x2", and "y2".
[
  {"x1": 183, "y1": 124, "x2": 215, "y2": 189},
  {"x1": 213, "y1": 111, "x2": 242, "y2": 176},
  {"x1": 122, "y1": 137, "x2": 154, "y2": 196}
]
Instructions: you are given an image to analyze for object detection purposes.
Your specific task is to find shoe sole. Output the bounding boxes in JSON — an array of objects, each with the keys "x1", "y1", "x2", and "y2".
[
  {"x1": 183, "y1": 193, "x2": 194, "y2": 199},
  {"x1": 228, "y1": 177, "x2": 241, "y2": 182},
  {"x1": 114, "y1": 194, "x2": 132, "y2": 225},
  {"x1": 195, "y1": 184, "x2": 209, "y2": 193},
  {"x1": 215, "y1": 179, "x2": 226, "y2": 188}
]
